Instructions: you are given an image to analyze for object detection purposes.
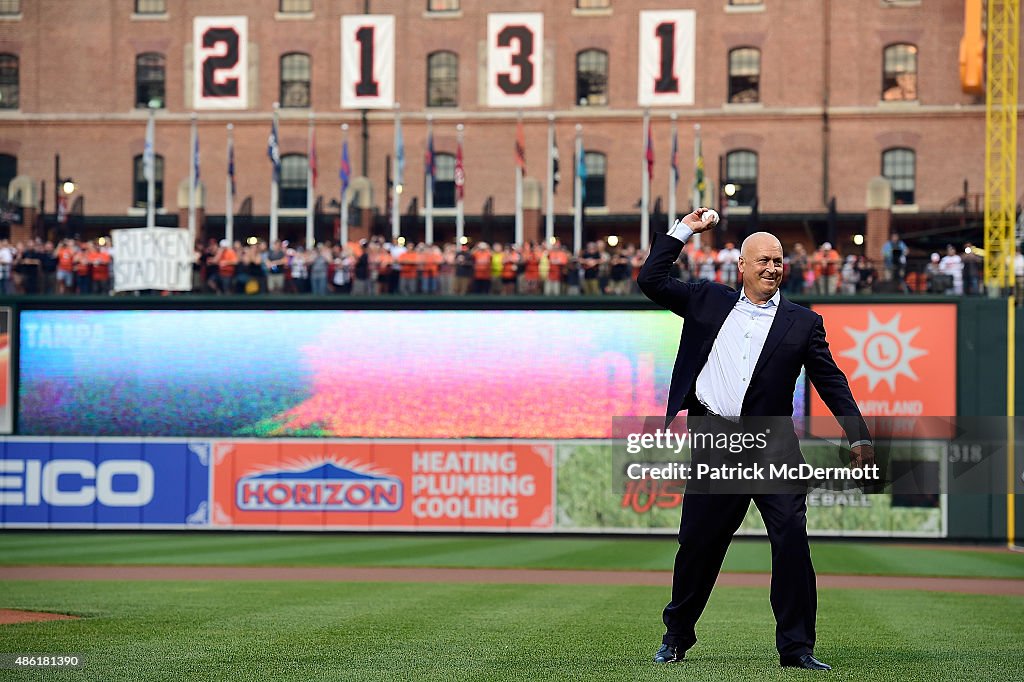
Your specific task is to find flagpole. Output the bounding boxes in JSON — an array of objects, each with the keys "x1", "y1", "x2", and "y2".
[
  {"x1": 270, "y1": 102, "x2": 280, "y2": 245},
  {"x1": 188, "y1": 112, "x2": 197, "y2": 245},
  {"x1": 145, "y1": 106, "x2": 155, "y2": 229},
  {"x1": 226, "y1": 123, "x2": 234, "y2": 244},
  {"x1": 340, "y1": 123, "x2": 349, "y2": 247},
  {"x1": 514, "y1": 112, "x2": 524, "y2": 246},
  {"x1": 455, "y1": 123, "x2": 465, "y2": 246},
  {"x1": 692, "y1": 123, "x2": 703, "y2": 249},
  {"x1": 425, "y1": 115, "x2": 434, "y2": 245},
  {"x1": 546, "y1": 113, "x2": 555, "y2": 244},
  {"x1": 306, "y1": 111, "x2": 315, "y2": 249},
  {"x1": 641, "y1": 109, "x2": 650, "y2": 251},
  {"x1": 573, "y1": 123, "x2": 582, "y2": 256},
  {"x1": 392, "y1": 105, "x2": 401, "y2": 240},
  {"x1": 668, "y1": 113, "x2": 677, "y2": 232}
]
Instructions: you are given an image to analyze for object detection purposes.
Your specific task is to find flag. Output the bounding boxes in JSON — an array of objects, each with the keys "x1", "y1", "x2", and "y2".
[
  {"x1": 693, "y1": 127, "x2": 705, "y2": 206},
  {"x1": 454, "y1": 137, "x2": 465, "y2": 201},
  {"x1": 577, "y1": 145, "x2": 587, "y2": 202},
  {"x1": 645, "y1": 120, "x2": 654, "y2": 182},
  {"x1": 227, "y1": 134, "x2": 236, "y2": 195},
  {"x1": 309, "y1": 127, "x2": 318, "y2": 188},
  {"x1": 670, "y1": 127, "x2": 679, "y2": 187},
  {"x1": 515, "y1": 120, "x2": 526, "y2": 172},
  {"x1": 268, "y1": 117, "x2": 281, "y2": 183},
  {"x1": 143, "y1": 113, "x2": 155, "y2": 182},
  {"x1": 395, "y1": 116, "x2": 405, "y2": 186},
  {"x1": 552, "y1": 131, "x2": 560, "y2": 194},
  {"x1": 339, "y1": 139, "x2": 351, "y2": 196},
  {"x1": 425, "y1": 130, "x2": 435, "y2": 181},
  {"x1": 192, "y1": 128, "x2": 200, "y2": 187}
]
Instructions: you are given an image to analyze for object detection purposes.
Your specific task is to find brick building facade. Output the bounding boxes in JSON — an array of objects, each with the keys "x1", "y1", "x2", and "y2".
[{"x1": 0, "y1": 0, "x2": 1020, "y2": 251}]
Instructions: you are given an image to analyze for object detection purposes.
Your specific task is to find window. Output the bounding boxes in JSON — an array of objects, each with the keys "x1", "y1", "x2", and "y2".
[
  {"x1": 725, "y1": 150, "x2": 758, "y2": 208},
  {"x1": 432, "y1": 153, "x2": 456, "y2": 208},
  {"x1": 0, "y1": 1, "x2": 20, "y2": 15},
  {"x1": 0, "y1": 54, "x2": 16, "y2": 109},
  {"x1": 576, "y1": 49, "x2": 609, "y2": 106},
  {"x1": 135, "y1": 53, "x2": 165, "y2": 109},
  {"x1": 428, "y1": 0, "x2": 460, "y2": 10},
  {"x1": 0, "y1": 154, "x2": 16, "y2": 204},
  {"x1": 134, "y1": 0, "x2": 166, "y2": 14},
  {"x1": 280, "y1": 53, "x2": 311, "y2": 108},
  {"x1": 728, "y1": 0, "x2": 763, "y2": 5},
  {"x1": 576, "y1": 0, "x2": 610, "y2": 8},
  {"x1": 280, "y1": 0, "x2": 312, "y2": 11},
  {"x1": 280, "y1": 154, "x2": 308, "y2": 209},
  {"x1": 883, "y1": 44, "x2": 918, "y2": 101},
  {"x1": 882, "y1": 148, "x2": 915, "y2": 204},
  {"x1": 583, "y1": 152, "x2": 606, "y2": 208},
  {"x1": 133, "y1": 154, "x2": 164, "y2": 209},
  {"x1": 426, "y1": 51, "x2": 458, "y2": 107},
  {"x1": 728, "y1": 48, "x2": 760, "y2": 103}
]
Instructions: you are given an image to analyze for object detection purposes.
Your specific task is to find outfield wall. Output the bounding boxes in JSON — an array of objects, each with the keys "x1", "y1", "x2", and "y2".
[{"x1": 1, "y1": 295, "x2": 1019, "y2": 541}]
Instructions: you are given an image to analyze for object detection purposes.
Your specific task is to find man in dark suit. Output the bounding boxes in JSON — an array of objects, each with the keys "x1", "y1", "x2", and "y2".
[{"x1": 638, "y1": 208, "x2": 873, "y2": 671}]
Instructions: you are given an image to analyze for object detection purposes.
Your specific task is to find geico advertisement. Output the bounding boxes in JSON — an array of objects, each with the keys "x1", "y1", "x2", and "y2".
[
  {"x1": 210, "y1": 441, "x2": 554, "y2": 530},
  {"x1": 0, "y1": 440, "x2": 210, "y2": 527}
]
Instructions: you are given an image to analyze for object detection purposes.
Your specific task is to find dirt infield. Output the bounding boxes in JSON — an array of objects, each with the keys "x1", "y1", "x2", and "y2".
[
  {"x1": 0, "y1": 566, "x2": 1021, "y2": 596},
  {"x1": 0, "y1": 609, "x2": 79, "y2": 625}
]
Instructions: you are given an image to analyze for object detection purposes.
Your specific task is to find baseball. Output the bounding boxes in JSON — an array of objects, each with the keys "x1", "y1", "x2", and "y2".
[{"x1": 702, "y1": 209, "x2": 720, "y2": 226}]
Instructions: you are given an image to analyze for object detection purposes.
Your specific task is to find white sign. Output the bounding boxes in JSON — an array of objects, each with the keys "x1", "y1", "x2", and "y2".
[
  {"x1": 193, "y1": 16, "x2": 249, "y2": 110},
  {"x1": 112, "y1": 228, "x2": 193, "y2": 292},
  {"x1": 487, "y1": 13, "x2": 544, "y2": 108},
  {"x1": 637, "y1": 10, "x2": 695, "y2": 107},
  {"x1": 341, "y1": 15, "x2": 395, "y2": 110}
]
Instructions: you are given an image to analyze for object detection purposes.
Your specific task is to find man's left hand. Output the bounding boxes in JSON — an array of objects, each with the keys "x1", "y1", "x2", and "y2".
[{"x1": 850, "y1": 444, "x2": 875, "y2": 469}]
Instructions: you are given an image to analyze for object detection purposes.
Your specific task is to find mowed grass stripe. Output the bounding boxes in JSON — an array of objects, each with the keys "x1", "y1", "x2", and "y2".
[
  {"x1": 0, "y1": 580, "x2": 1020, "y2": 681},
  {"x1": 0, "y1": 533, "x2": 1021, "y2": 578}
]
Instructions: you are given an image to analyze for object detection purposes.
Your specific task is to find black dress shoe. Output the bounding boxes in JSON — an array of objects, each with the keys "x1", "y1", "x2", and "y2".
[
  {"x1": 780, "y1": 653, "x2": 832, "y2": 671},
  {"x1": 653, "y1": 643, "x2": 685, "y2": 664}
]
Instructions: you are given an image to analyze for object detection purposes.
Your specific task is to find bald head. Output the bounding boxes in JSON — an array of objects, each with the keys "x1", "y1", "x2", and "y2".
[
  {"x1": 740, "y1": 232, "x2": 783, "y2": 260},
  {"x1": 738, "y1": 231, "x2": 784, "y2": 304}
]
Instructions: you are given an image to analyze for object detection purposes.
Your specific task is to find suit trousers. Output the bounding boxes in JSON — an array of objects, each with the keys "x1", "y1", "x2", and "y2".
[{"x1": 661, "y1": 490, "x2": 816, "y2": 658}]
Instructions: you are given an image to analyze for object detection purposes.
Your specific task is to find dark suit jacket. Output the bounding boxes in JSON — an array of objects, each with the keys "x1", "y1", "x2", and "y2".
[{"x1": 638, "y1": 232, "x2": 870, "y2": 445}]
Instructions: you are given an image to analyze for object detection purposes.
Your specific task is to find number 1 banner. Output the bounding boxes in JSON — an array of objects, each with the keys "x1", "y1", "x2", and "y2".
[
  {"x1": 341, "y1": 15, "x2": 395, "y2": 110},
  {"x1": 193, "y1": 16, "x2": 248, "y2": 110},
  {"x1": 637, "y1": 10, "x2": 695, "y2": 107},
  {"x1": 487, "y1": 13, "x2": 544, "y2": 108}
]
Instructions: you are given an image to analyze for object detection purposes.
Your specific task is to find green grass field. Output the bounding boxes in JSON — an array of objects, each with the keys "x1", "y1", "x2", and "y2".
[
  {"x1": 1, "y1": 534, "x2": 1022, "y2": 681},
  {"x1": 0, "y1": 532, "x2": 1022, "y2": 578}
]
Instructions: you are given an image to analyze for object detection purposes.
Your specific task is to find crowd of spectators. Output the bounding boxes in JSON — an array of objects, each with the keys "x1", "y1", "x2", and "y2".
[{"x1": 1, "y1": 233, "x2": 1021, "y2": 299}]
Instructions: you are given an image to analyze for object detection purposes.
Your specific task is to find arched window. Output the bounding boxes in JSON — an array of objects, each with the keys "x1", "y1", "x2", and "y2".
[
  {"x1": 728, "y1": 48, "x2": 760, "y2": 103},
  {"x1": 725, "y1": 150, "x2": 758, "y2": 208},
  {"x1": 427, "y1": 51, "x2": 458, "y2": 107},
  {"x1": 433, "y1": 153, "x2": 456, "y2": 208},
  {"x1": 882, "y1": 148, "x2": 915, "y2": 204},
  {"x1": 135, "y1": 52, "x2": 165, "y2": 109},
  {"x1": 576, "y1": 49, "x2": 608, "y2": 106},
  {"x1": 133, "y1": 154, "x2": 164, "y2": 208},
  {"x1": 583, "y1": 151, "x2": 606, "y2": 208},
  {"x1": 883, "y1": 44, "x2": 918, "y2": 101},
  {"x1": 280, "y1": 52, "x2": 311, "y2": 108},
  {"x1": 280, "y1": 154, "x2": 308, "y2": 208},
  {"x1": 0, "y1": 54, "x2": 18, "y2": 109}
]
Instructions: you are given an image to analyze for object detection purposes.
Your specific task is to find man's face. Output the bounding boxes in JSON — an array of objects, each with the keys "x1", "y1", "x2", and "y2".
[{"x1": 738, "y1": 235, "x2": 784, "y2": 302}]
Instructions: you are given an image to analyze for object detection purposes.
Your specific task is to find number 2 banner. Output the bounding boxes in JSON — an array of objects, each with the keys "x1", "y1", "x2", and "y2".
[
  {"x1": 341, "y1": 15, "x2": 395, "y2": 110},
  {"x1": 193, "y1": 16, "x2": 248, "y2": 110},
  {"x1": 637, "y1": 10, "x2": 695, "y2": 107},
  {"x1": 487, "y1": 13, "x2": 544, "y2": 108}
]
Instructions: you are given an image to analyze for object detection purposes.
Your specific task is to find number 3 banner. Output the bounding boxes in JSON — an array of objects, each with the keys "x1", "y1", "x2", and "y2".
[
  {"x1": 193, "y1": 16, "x2": 248, "y2": 110},
  {"x1": 341, "y1": 15, "x2": 395, "y2": 110},
  {"x1": 487, "y1": 13, "x2": 544, "y2": 108},
  {"x1": 637, "y1": 10, "x2": 695, "y2": 107}
]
